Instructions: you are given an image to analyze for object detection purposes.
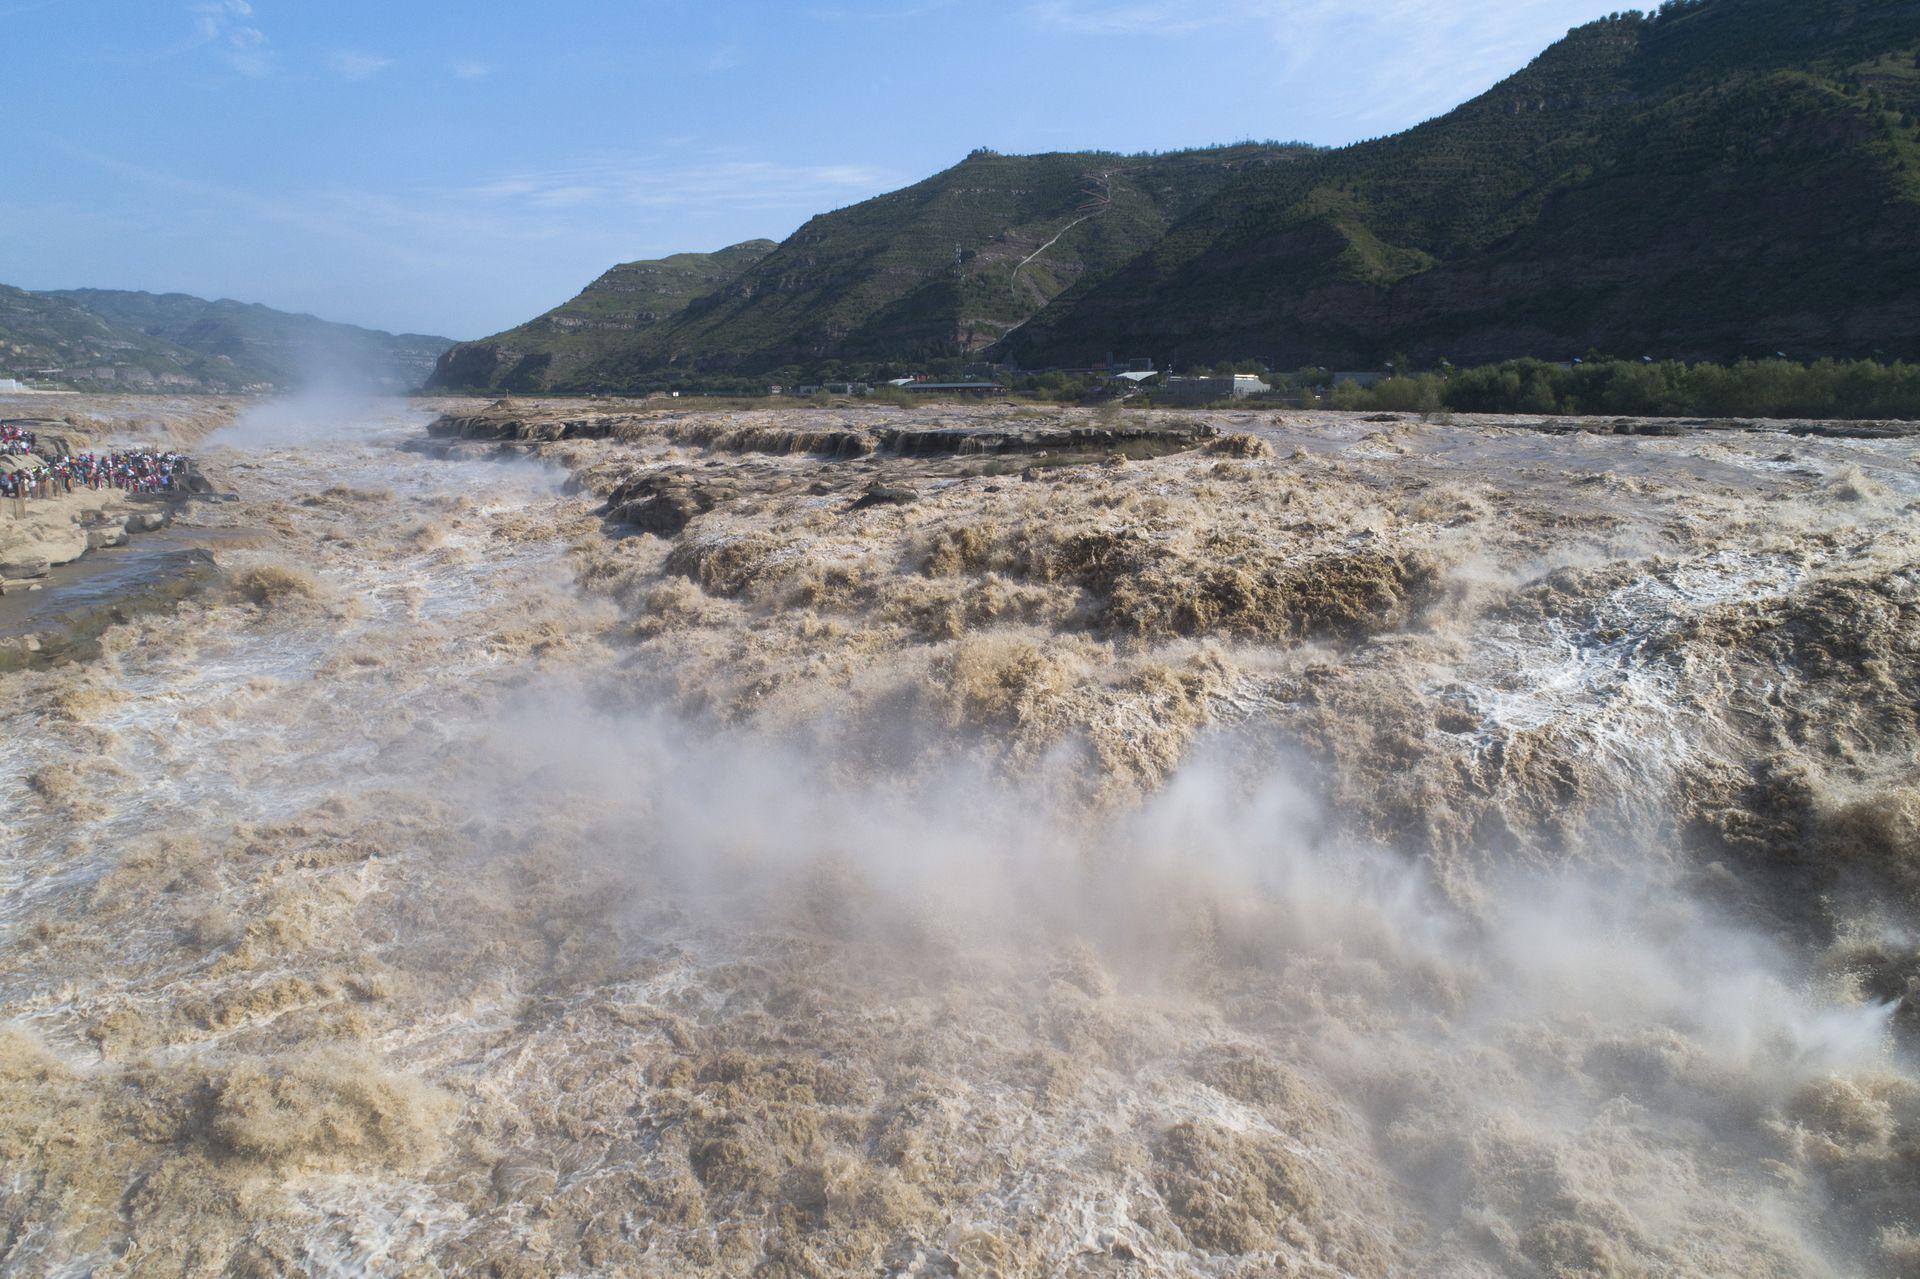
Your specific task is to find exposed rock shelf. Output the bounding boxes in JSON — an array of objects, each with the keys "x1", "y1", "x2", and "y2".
[{"x1": 426, "y1": 398, "x2": 1218, "y2": 460}]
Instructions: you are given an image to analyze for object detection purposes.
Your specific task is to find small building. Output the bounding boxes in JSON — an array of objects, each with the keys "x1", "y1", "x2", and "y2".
[
  {"x1": 0, "y1": 379, "x2": 23, "y2": 393},
  {"x1": 1159, "y1": 373, "x2": 1271, "y2": 402},
  {"x1": 1106, "y1": 370, "x2": 1160, "y2": 399},
  {"x1": 788, "y1": 382, "x2": 871, "y2": 396},
  {"x1": 902, "y1": 381, "x2": 1007, "y2": 396}
]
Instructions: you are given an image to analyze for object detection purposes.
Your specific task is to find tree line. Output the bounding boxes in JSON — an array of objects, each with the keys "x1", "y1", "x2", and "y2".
[{"x1": 1323, "y1": 357, "x2": 1920, "y2": 421}]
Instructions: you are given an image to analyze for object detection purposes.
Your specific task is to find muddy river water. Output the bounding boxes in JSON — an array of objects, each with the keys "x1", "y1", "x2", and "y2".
[{"x1": 1, "y1": 401, "x2": 1917, "y2": 1277}]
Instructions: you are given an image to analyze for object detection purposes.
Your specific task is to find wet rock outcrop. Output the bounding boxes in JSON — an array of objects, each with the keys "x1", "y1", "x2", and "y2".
[
  {"x1": 427, "y1": 400, "x2": 634, "y2": 443},
  {"x1": 430, "y1": 399, "x2": 1218, "y2": 463},
  {"x1": 604, "y1": 470, "x2": 744, "y2": 537}
]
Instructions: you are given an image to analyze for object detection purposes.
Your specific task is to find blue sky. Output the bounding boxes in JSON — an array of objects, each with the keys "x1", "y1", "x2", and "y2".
[{"x1": 4, "y1": 0, "x2": 1624, "y2": 339}]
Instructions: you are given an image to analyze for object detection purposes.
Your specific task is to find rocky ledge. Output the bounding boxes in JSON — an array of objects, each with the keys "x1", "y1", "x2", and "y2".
[{"x1": 425, "y1": 398, "x2": 1218, "y2": 459}]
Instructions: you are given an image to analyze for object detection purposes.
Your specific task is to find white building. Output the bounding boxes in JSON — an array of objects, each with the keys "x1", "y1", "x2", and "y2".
[{"x1": 1160, "y1": 373, "x2": 1272, "y2": 402}]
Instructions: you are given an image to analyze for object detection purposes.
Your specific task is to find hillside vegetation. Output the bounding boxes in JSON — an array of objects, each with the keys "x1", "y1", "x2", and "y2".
[
  {"x1": 1009, "y1": 0, "x2": 1920, "y2": 369},
  {"x1": 430, "y1": 147, "x2": 1306, "y2": 392},
  {"x1": 428, "y1": 241, "x2": 777, "y2": 393},
  {"x1": 431, "y1": 0, "x2": 1920, "y2": 393},
  {"x1": 0, "y1": 286, "x2": 207, "y2": 389},
  {"x1": 1, "y1": 287, "x2": 452, "y2": 393},
  {"x1": 1314, "y1": 355, "x2": 1920, "y2": 420}
]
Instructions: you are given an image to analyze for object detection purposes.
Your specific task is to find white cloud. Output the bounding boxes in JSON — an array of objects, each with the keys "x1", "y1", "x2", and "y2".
[
  {"x1": 466, "y1": 156, "x2": 899, "y2": 215},
  {"x1": 451, "y1": 60, "x2": 491, "y2": 79},
  {"x1": 54, "y1": 143, "x2": 896, "y2": 295},
  {"x1": 1025, "y1": 0, "x2": 1619, "y2": 130},
  {"x1": 191, "y1": 0, "x2": 272, "y2": 77},
  {"x1": 808, "y1": 0, "x2": 957, "y2": 19},
  {"x1": 326, "y1": 49, "x2": 395, "y2": 81},
  {"x1": 530, "y1": 185, "x2": 605, "y2": 209},
  {"x1": 1025, "y1": 0, "x2": 1217, "y2": 34}
]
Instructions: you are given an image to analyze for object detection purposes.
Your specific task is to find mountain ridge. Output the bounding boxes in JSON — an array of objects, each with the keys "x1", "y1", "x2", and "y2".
[
  {"x1": 429, "y1": 145, "x2": 1310, "y2": 392},
  {"x1": 429, "y1": 0, "x2": 1920, "y2": 392},
  {"x1": 1, "y1": 287, "x2": 454, "y2": 393},
  {"x1": 1005, "y1": 0, "x2": 1920, "y2": 368},
  {"x1": 428, "y1": 241, "x2": 779, "y2": 393}
]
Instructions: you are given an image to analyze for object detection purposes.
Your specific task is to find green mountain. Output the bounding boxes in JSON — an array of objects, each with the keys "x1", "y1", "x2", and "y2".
[
  {"x1": 0, "y1": 285, "x2": 206, "y2": 389},
  {"x1": 642, "y1": 146, "x2": 1302, "y2": 373},
  {"x1": 39, "y1": 289, "x2": 453, "y2": 392},
  {"x1": 1006, "y1": 0, "x2": 1920, "y2": 369},
  {"x1": 431, "y1": 0, "x2": 1920, "y2": 389},
  {"x1": 428, "y1": 240, "x2": 778, "y2": 393},
  {"x1": 428, "y1": 146, "x2": 1307, "y2": 391}
]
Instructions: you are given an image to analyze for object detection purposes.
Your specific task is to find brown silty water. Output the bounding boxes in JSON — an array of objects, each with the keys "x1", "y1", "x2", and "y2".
[{"x1": 1, "y1": 397, "x2": 1917, "y2": 1276}]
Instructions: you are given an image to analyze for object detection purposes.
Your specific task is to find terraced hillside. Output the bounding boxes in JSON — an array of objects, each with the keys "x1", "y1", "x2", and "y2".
[{"x1": 0, "y1": 286, "x2": 209, "y2": 389}]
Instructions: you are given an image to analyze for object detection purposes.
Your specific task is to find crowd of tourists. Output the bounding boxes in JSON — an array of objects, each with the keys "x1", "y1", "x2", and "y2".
[
  {"x1": 0, "y1": 444, "x2": 198, "y2": 593},
  {"x1": 2, "y1": 449, "x2": 193, "y2": 504},
  {"x1": 0, "y1": 424, "x2": 36, "y2": 456}
]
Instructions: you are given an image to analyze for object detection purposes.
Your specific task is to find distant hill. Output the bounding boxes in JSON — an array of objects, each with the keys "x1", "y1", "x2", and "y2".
[
  {"x1": 0, "y1": 285, "x2": 204, "y2": 389},
  {"x1": 431, "y1": 0, "x2": 1920, "y2": 389},
  {"x1": 1004, "y1": 0, "x2": 1920, "y2": 370},
  {"x1": 0, "y1": 287, "x2": 453, "y2": 393},
  {"x1": 52, "y1": 289, "x2": 453, "y2": 392},
  {"x1": 643, "y1": 146, "x2": 1304, "y2": 373},
  {"x1": 429, "y1": 240, "x2": 778, "y2": 393},
  {"x1": 428, "y1": 146, "x2": 1308, "y2": 392}
]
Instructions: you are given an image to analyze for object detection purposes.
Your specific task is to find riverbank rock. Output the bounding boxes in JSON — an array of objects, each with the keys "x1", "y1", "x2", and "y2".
[
  {"x1": 851, "y1": 482, "x2": 919, "y2": 510},
  {"x1": 29, "y1": 433, "x2": 82, "y2": 462},
  {"x1": 1, "y1": 556, "x2": 50, "y2": 580},
  {"x1": 427, "y1": 400, "x2": 634, "y2": 443},
  {"x1": 605, "y1": 471, "x2": 743, "y2": 537}
]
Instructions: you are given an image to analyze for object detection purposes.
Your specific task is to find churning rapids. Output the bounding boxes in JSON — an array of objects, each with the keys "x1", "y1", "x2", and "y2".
[{"x1": 2, "y1": 397, "x2": 1919, "y2": 1277}]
